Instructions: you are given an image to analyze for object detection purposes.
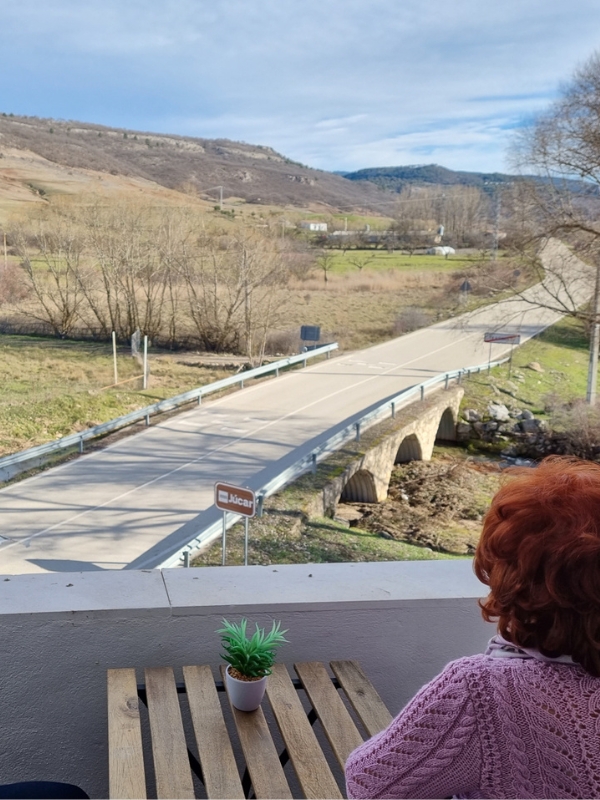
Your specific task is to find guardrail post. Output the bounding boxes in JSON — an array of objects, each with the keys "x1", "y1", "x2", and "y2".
[
  {"x1": 182, "y1": 551, "x2": 190, "y2": 568},
  {"x1": 241, "y1": 379, "x2": 244, "y2": 389},
  {"x1": 445, "y1": 373, "x2": 449, "y2": 389},
  {"x1": 145, "y1": 414, "x2": 150, "y2": 426},
  {"x1": 303, "y1": 357, "x2": 307, "y2": 368},
  {"x1": 391, "y1": 402, "x2": 395, "y2": 418},
  {"x1": 311, "y1": 453, "x2": 317, "y2": 474},
  {"x1": 79, "y1": 438, "x2": 84, "y2": 454},
  {"x1": 457, "y1": 371, "x2": 462, "y2": 385},
  {"x1": 276, "y1": 367, "x2": 279, "y2": 377},
  {"x1": 198, "y1": 394, "x2": 202, "y2": 405},
  {"x1": 257, "y1": 494, "x2": 264, "y2": 518},
  {"x1": 420, "y1": 385, "x2": 425, "y2": 401},
  {"x1": 327, "y1": 350, "x2": 331, "y2": 359},
  {"x1": 355, "y1": 422, "x2": 361, "y2": 441}
]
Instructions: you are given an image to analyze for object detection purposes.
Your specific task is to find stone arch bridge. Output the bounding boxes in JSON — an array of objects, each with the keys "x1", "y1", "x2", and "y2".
[{"x1": 316, "y1": 386, "x2": 464, "y2": 516}]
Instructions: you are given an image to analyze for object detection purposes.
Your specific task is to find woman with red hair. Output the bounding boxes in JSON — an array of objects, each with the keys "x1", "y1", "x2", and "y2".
[{"x1": 345, "y1": 456, "x2": 600, "y2": 798}]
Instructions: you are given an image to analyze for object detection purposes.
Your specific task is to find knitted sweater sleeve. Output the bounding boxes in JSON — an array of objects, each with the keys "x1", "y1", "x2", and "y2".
[{"x1": 345, "y1": 660, "x2": 481, "y2": 799}]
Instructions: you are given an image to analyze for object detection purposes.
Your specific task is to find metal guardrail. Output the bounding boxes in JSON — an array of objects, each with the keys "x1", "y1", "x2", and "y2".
[
  {"x1": 0, "y1": 343, "x2": 339, "y2": 475},
  {"x1": 157, "y1": 356, "x2": 510, "y2": 569}
]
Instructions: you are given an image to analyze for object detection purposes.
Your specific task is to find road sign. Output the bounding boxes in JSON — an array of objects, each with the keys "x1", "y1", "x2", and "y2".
[
  {"x1": 215, "y1": 482, "x2": 256, "y2": 517},
  {"x1": 300, "y1": 325, "x2": 321, "y2": 342},
  {"x1": 483, "y1": 332, "x2": 521, "y2": 345}
]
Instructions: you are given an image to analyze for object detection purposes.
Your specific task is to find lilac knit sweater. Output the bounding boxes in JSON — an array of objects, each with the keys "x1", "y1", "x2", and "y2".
[{"x1": 345, "y1": 654, "x2": 600, "y2": 799}]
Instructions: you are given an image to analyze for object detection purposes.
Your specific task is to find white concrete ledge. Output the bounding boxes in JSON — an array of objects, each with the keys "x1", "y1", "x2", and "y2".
[
  {"x1": 164, "y1": 559, "x2": 485, "y2": 615},
  {"x1": 0, "y1": 560, "x2": 485, "y2": 618}
]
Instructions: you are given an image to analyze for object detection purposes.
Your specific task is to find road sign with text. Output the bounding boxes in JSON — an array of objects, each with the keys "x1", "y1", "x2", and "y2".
[
  {"x1": 483, "y1": 332, "x2": 521, "y2": 345},
  {"x1": 215, "y1": 482, "x2": 256, "y2": 517}
]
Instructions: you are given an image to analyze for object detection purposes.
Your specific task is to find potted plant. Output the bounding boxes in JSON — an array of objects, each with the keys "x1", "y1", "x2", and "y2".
[{"x1": 218, "y1": 618, "x2": 288, "y2": 711}]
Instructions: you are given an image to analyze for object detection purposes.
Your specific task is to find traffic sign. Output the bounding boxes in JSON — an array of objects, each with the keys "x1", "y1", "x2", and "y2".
[
  {"x1": 215, "y1": 482, "x2": 256, "y2": 517},
  {"x1": 483, "y1": 332, "x2": 521, "y2": 345}
]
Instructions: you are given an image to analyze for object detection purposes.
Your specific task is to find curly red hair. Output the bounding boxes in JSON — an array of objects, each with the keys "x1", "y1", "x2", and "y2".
[{"x1": 474, "y1": 455, "x2": 600, "y2": 675}]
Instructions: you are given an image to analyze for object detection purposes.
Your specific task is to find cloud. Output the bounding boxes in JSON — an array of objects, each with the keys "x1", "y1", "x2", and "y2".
[{"x1": 2, "y1": 0, "x2": 600, "y2": 171}]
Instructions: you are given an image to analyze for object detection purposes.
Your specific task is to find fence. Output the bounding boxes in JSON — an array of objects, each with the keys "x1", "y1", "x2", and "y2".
[
  {"x1": 0, "y1": 343, "x2": 338, "y2": 481},
  {"x1": 156, "y1": 356, "x2": 509, "y2": 569}
]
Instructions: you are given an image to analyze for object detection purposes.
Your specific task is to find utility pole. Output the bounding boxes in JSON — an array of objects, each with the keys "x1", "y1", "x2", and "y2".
[
  {"x1": 586, "y1": 262, "x2": 600, "y2": 404},
  {"x1": 492, "y1": 190, "x2": 501, "y2": 262}
]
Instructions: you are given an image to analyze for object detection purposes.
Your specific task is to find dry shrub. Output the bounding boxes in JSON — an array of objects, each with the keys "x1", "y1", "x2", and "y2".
[
  {"x1": 546, "y1": 402, "x2": 600, "y2": 460},
  {"x1": 264, "y1": 329, "x2": 299, "y2": 355},
  {"x1": 393, "y1": 307, "x2": 430, "y2": 334},
  {"x1": 0, "y1": 264, "x2": 30, "y2": 304}
]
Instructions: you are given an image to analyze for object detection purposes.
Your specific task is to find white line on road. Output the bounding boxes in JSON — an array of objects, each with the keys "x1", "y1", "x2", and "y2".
[{"x1": 4, "y1": 330, "x2": 475, "y2": 550}]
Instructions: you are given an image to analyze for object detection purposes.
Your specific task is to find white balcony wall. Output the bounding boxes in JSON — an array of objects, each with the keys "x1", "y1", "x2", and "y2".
[{"x1": 0, "y1": 560, "x2": 493, "y2": 798}]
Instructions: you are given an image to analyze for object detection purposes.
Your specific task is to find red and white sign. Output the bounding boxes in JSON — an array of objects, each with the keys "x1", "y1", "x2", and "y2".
[
  {"x1": 214, "y1": 482, "x2": 256, "y2": 517},
  {"x1": 483, "y1": 332, "x2": 521, "y2": 345}
]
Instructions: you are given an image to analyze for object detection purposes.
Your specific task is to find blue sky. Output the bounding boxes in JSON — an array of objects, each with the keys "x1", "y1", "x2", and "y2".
[{"x1": 3, "y1": 0, "x2": 600, "y2": 173}]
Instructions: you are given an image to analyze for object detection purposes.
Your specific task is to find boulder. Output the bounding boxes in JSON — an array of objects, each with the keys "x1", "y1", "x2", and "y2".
[
  {"x1": 521, "y1": 418, "x2": 540, "y2": 434},
  {"x1": 463, "y1": 408, "x2": 481, "y2": 422},
  {"x1": 487, "y1": 403, "x2": 511, "y2": 422},
  {"x1": 527, "y1": 361, "x2": 545, "y2": 373},
  {"x1": 520, "y1": 409, "x2": 535, "y2": 420}
]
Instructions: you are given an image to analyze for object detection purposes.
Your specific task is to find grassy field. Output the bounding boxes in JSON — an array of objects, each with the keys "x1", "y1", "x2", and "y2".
[
  {"x1": 460, "y1": 316, "x2": 589, "y2": 415},
  {"x1": 0, "y1": 335, "x2": 234, "y2": 456},
  {"x1": 194, "y1": 513, "x2": 464, "y2": 567},
  {"x1": 324, "y1": 250, "x2": 484, "y2": 275}
]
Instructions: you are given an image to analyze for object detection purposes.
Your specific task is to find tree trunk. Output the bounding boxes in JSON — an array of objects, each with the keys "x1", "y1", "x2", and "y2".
[{"x1": 586, "y1": 263, "x2": 600, "y2": 405}]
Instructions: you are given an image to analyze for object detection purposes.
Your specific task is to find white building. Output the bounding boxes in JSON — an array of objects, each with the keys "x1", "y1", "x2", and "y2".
[{"x1": 299, "y1": 221, "x2": 328, "y2": 232}]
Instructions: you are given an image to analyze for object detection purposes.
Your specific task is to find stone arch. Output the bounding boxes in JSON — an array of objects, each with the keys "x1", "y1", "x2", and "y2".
[
  {"x1": 435, "y1": 407, "x2": 456, "y2": 442},
  {"x1": 340, "y1": 469, "x2": 378, "y2": 503},
  {"x1": 395, "y1": 433, "x2": 422, "y2": 463}
]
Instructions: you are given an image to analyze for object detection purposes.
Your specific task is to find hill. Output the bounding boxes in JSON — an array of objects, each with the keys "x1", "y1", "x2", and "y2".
[
  {"x1": 0, "y1": 113, "x2": 390, "y2": 212},
  {"x1": 342, "y1": 164, "x2": 515, "y2": 193}
]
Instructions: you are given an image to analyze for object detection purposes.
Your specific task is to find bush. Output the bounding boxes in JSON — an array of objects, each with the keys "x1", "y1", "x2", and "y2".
[
  {"x1": 393, "y1": 307, "x2": 430, "y2": 334},
  {"x1": 264, "y1": 329, "x2": 299, "y2": 355}
]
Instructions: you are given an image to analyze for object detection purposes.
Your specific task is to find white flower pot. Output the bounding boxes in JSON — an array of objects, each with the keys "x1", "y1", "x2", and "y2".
[{"x1": 225, "y1": 665, "x2": 268, "y2": 712}]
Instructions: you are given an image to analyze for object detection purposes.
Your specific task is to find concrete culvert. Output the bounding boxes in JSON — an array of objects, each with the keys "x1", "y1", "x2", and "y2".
[
  {"x1": 395, "y1": 434, "x2": 422, "y2": 463},
  {"x1": 435, "y1": 408, "x2": 456, "y2": 442},
  {"x1": 340, "y1": 469, "x2": 378, "y2": 503}
]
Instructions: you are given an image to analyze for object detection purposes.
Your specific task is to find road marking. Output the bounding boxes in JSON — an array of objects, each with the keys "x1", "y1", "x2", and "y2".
[{"x1": 2, "y1": 331, "x2": 476, "y2": 551}]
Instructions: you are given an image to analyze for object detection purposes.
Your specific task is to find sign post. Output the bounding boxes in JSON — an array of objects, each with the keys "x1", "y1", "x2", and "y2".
[
  {"x1": 215, "y1": 482, "x2": 256, "y2": 567},
  {"x1": 483, "y1": 332, "x2": 521, "y2": 376}
]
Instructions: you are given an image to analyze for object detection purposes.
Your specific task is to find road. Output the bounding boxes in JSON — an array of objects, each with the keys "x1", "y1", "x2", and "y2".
[{"x1": 0, "y1": 240, "x2": 592, "y2": 574}]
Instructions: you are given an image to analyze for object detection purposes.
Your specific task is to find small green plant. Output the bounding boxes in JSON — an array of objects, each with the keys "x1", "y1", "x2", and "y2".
[{"x1": 218, "y1": 618, "x2": 288, "y2": 678}]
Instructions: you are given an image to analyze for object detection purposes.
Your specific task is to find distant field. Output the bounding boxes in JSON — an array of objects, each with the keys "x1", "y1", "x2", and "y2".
[
  {"x1": 0, "y1": 335, "x2": 233, "y2": 456},
  {"x1": 324, "y1": 250, "x2": 486, "y2": 274}
]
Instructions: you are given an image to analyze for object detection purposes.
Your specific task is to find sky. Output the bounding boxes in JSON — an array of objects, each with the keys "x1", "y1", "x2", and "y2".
[{"x1": 3, "y1": 0, "x2": 600, "y2": 174}]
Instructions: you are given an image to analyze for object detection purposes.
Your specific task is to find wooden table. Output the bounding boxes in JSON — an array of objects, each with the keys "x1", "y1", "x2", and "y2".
[{"x1": 108, "y1": 660, "x2": 393, "y2": 799}]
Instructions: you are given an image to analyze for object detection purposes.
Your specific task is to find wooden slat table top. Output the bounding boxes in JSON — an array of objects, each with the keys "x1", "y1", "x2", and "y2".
[
  {"x1": 266, "y1": 663, "x2": 343, "y2": 800},
  {"x1": 107, "y1": 668, "x2": 147, "y2": 800},
  {"x1": 330, "y1": 660, "x2": 393, "y2": 737},
  {"x1": 294, "y1": 661, "x2": 364, "y2": 770},
  {"x1": 220, "y1": 665, "x2": 293, "y2": 800},
  {"x1": 183, "y1": 665, "x2": 245, "y2": 800},
  {"x1": 107, "y1": 659, "x2": 391, "y2": 799},
  {"x1": 145, "y1": 667, "x2": 195, "y2": 800}
]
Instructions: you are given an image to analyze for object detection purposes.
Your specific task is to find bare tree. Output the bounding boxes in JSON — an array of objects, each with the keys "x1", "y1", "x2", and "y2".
[
  {"x1": 347, "y1": 252, "x2": 375, "y2": 272},
  {"x1": 315, "y1": 250, "x2": 336, "y2": 284},
  {"x1": 510, "y1": 50, "x2": 600, "y2": 402},
  {"x1": 12, "y1": 207, "x2": 85, "y2": 337}
]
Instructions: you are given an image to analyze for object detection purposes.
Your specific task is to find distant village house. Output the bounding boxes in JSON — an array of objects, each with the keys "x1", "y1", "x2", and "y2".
[{"x1": 299, "y1": 221, "x2": 328, "y2": 232}]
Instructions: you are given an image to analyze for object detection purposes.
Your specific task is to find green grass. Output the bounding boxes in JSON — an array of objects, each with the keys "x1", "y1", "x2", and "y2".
[
  {"x1": 193, "y1": 513, "x2": 462, "y2": 567},
  {"x1": 461, "y1": 316, "x2": 589, "y2": 415},
  {"x1": 325, "y1": 251, "x2": 484, "y2": 275},
  {"x1": 0, "y1": 335, "x2": 234, "y2": 455}
]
